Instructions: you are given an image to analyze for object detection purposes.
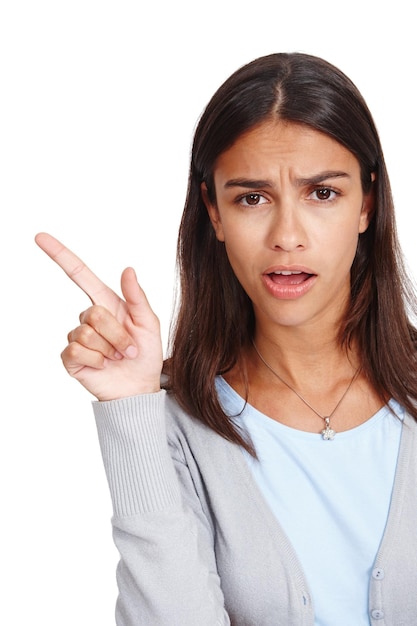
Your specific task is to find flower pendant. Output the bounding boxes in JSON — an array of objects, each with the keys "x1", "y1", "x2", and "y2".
[{"x1": 321, "y1": 417, "x2": 335, "y2": 440}]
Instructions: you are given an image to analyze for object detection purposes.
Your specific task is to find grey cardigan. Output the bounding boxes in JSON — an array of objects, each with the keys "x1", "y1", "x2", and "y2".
[{"x1": 93, "y1": 390, "x2": 417, "y2": 626}]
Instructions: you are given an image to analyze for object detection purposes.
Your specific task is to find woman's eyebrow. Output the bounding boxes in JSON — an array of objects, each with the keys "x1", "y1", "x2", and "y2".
[
  {"x1": 295, "y1": 171, "x2": 350, "y2": 186},
  {"x1": 224, "y1": 178, "x2": 273, "y2": 189},
  {"x1": 223, "y1": 171, "x2": 350, "y2": 190}
]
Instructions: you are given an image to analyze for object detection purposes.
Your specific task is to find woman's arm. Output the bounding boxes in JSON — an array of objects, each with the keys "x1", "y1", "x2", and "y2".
[
  {"x1": 94, "y1": 391, "x2": 229, "y2": 626},
  {"x1": 35, "y1": 233, "x2": 229, "y2": 625}
]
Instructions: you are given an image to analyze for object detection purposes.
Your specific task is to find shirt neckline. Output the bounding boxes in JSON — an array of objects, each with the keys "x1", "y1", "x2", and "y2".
[{"x1": 216, "y1": 375, "x2": 403, "y2": 441}]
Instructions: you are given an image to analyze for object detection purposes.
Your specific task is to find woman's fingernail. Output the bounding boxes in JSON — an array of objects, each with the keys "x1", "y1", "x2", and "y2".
[{"x1": 124, "y1": 345, "x2": 138, "y2": 359}]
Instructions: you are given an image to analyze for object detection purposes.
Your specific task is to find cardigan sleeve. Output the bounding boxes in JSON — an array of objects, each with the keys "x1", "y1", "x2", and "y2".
[{"x1": 93, "y1": 390, "x2": 230, "y2": 626}]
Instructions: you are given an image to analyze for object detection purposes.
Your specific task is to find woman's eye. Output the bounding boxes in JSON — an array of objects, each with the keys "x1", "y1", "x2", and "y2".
[
  {"x1": 311, "y1": 187, "x2": 337, "y2": 201},
  {"x1": 239, "y1": 193, "x2": 268, "y2": 206}
]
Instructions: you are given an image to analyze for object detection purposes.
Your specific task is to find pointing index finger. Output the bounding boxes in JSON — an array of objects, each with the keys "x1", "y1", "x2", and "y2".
[{"x1": 35, "y1": 232, "x2": 117, "y2": 306}]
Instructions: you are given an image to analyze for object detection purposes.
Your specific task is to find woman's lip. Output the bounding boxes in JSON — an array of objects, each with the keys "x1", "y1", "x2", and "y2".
[
  {"x1": 262, "y1": 271, "x2": 317, "y2": 300},
  {"x1": 263, "y1": 264, "x2": 316, "y2": 275}
]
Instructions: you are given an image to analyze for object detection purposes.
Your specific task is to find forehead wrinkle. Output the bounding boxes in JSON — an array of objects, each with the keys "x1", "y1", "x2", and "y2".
[
  {"x1": 223, "y1": 171, "x2": 350, "y2": 191},
  {"x1": 214, "y1": 121, "x2": 360, "y2": 192},
  {"x1": 295, "y1": 171, "x2": 351, "y2": 187}
]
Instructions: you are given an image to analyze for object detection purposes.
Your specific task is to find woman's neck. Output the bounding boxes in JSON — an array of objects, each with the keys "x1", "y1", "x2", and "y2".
[
  {"x1": 224, "y1": 325, "x2": 383, "y2": 435},
  {"x1": 251, "y1": 324, "x2": 359, "y2": 391}
]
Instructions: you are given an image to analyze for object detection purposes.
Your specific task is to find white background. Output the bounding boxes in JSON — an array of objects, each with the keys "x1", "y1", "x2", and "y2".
[{"x1": 1, "y1": 1, "x2": 416, "y2": 624}]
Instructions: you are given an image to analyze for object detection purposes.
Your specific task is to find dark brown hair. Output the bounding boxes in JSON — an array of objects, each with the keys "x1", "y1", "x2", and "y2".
[{"x1": 164, "y1": 52, "x2": 417, "y2": 451}]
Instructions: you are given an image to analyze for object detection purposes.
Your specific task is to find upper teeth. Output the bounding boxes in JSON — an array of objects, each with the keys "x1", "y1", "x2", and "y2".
[{"x1": 274, "y1": 271, "x2": 302, "y2": 275}]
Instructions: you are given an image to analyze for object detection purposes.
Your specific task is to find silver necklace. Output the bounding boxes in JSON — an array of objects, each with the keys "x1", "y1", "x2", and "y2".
[{"x1": 252, "y1": 342, "x2": 361, "y2": 440}]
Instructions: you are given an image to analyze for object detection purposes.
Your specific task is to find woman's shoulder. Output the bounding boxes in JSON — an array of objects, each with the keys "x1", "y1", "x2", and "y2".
[
  {"x1": 163, "y1": 388, "x2": 248, "y2": 474},
  {"x1": 164, "y1": 389, "x2": 224, "y2": 446}
]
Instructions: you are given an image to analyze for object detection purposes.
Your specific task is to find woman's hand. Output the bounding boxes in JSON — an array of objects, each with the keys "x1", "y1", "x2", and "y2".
[{"x1": 35, "y1": 233, "x2": 163, "y2": 401}]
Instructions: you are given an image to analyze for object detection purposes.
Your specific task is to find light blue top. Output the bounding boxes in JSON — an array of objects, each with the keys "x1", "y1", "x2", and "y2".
[{"x1": 216, "y1": 376, "x2": 403, "y2": 626}]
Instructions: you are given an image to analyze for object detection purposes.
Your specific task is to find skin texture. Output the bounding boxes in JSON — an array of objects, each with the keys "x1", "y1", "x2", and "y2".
[{"x1": 204, "y1": 120, "x2": 372, "y2": 335}]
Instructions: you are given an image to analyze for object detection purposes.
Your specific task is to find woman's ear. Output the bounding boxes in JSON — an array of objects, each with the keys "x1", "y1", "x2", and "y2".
[
  {"x1": 201, "y1": 182, "x2": 225, "y2": 242},
  {"x1": 359, "y1": 173, "x2": 376, "y2": 234}
]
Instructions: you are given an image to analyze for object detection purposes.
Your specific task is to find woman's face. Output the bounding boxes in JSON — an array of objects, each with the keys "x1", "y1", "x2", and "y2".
[{"x1": 203, "y1": 120, "x2": 373, "y2": 335}]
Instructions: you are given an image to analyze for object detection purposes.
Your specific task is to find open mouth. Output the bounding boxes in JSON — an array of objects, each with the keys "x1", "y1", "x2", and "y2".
[{"x1": 268, "y1": 270, "x2": 314, "y2": 285}]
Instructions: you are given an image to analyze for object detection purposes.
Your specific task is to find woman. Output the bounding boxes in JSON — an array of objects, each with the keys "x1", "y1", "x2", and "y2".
[{"x1": 35, "y1": 53, "x2": 417, "y2": 625}]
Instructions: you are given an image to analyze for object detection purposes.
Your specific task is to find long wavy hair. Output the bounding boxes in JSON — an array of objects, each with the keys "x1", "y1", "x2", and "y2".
[{"x1": 164, "y1": 52, "x2": 417, "y2": 452}]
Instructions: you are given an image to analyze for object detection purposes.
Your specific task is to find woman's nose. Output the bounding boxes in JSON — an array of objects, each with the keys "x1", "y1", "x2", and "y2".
[{"x1": 267, "y1": 204, "x2": 306, "y2": 252}]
